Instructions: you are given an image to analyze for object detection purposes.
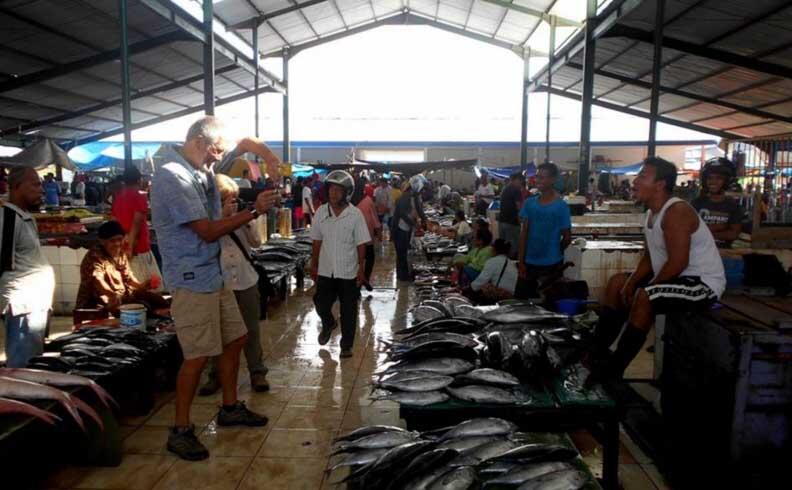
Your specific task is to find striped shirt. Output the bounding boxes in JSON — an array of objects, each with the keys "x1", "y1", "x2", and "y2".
[{"x1": 310, "y1": 203, "x2": 371, "y2": 280}]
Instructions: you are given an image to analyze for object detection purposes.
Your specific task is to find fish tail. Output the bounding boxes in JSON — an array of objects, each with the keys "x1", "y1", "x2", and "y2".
[
  {"x1": 69, "y1": 394, "x2": 105, "y2": 431},
  {"x1": 90, "y1": 381, "x2": 118, "y2": 409},
  {"x1": 60, "y1": 399, "x2": 86, "y2": 432}
]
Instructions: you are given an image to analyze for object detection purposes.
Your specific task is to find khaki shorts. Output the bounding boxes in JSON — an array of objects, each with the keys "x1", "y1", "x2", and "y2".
[{"x1": 171, "y1": 288, "x2": 247, "y2": 360}]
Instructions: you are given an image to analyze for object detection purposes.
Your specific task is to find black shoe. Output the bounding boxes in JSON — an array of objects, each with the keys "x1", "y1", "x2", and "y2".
[
  {"x1": 167, "y1": 425, "x2": 209, "y2": 461},
  {"x1": 340, "y1": 348, "x2": 353, "y2": 359},
  {"x1": 364, "y1": 282, "x2": 373, "y2": 292},
  {"x1": 318, "y1": 318, "x2": 337, "y2": 346},
  {"x1": 216, "y1": 401, "x2": 269, "y2": 427},
  {"x1": 250, "y1": 372, "x2": 270, "y2": 393}
]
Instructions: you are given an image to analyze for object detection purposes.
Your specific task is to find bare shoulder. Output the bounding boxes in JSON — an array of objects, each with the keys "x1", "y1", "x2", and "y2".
[{"x1": 663, "y1": 201, "x2": 698, "y2": 232}]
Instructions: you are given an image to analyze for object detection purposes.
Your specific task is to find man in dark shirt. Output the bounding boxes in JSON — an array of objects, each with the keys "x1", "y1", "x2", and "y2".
[
  {"x1": 497, "y1": 172, "x2": 525, "y2": 259},
  {"x1": 690, "y1": 157, "x2": 744, "y2": 246}
]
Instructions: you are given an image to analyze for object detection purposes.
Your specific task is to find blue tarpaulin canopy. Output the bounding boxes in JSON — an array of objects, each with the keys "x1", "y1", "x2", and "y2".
[
  {"x1": 485, "y1": 163, "x2": 537, "y2": 180},
  {"x1": 600, "y1": 162, "x2": 643, "y2": 175},
  {"x1": 68, "y1": 142, "x2": 165, "y2": 172}
]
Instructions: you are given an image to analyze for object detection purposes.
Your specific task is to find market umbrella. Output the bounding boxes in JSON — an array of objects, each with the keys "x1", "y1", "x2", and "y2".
[{"x1": 0, "y1": 138, "x2": 76, "y2": 171}]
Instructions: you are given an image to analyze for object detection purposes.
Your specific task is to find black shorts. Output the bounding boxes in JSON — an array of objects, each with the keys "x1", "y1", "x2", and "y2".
[{"x1": 636, "y1": 275, "x2": 718, "y2": 313}]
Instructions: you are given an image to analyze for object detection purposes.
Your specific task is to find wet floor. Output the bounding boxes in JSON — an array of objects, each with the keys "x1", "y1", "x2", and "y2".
[{"x1": 23, "y1": 243, "x2": 668, "y2": 489}]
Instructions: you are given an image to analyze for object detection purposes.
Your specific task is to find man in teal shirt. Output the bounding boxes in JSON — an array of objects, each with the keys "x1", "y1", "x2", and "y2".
[{"x1": 517, "y1": 162, "x2": 571, "y2": 281}]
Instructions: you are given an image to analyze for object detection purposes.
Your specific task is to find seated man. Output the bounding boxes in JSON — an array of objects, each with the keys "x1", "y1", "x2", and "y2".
[
  {"x1": 690, "y1": 157, "x2": 745, "y2": 247},
  {"x1": 467, "y1": 239, "x2": 518, "y2": 304},
  {"x1": 453, "y1": 228, "x2": 494, "y2": 286},
  {"x1": 594, "y1": 157, "x2": 726, "y2": 379},
  {"x1": 76, "y1": 221, "x2": 168, "y2": 316}
]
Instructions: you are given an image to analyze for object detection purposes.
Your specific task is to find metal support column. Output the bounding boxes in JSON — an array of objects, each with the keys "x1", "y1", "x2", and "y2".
[
  {"x1": 119, "y1": 0, "x2": 133, "y2": 168},
  {"x1": 253, "y1": 24, "x2": 260, "y2": 138},
  {"x1": 203, "y1": 0, "x2": 215, "y2": 115},
  {"x1": 578, "y1": 0, "x2": 597, "y2": 192},
  {"x1": 520, "y1": 48, "x2": 532, "y2": 170},
  {"x1": 545, "y1": 16, "x2": 556, "y2": 163},
  {"x1": 648, "y1": 0, "x2": 665, "y2": 157},
  {"x1": 282, "y1": 48, "x2": 290, "y2": 163}
]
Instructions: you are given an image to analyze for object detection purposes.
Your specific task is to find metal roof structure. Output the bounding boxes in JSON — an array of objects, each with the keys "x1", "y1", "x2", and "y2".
[
  {"x1": 529, "y1": 0, "x2": 792, "y2": 140},
  {"x1": 0, "y1": 0, "x2": 284, "y2": 148}
]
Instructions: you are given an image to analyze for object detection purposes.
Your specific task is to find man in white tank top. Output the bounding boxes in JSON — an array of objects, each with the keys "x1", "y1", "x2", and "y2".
[{"x1": 592, "y1": 157, "x2": 726, "y2": 380}]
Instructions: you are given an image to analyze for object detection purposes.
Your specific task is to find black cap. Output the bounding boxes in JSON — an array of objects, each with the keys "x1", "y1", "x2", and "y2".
[{"x1": 98, "y1": 221, "x2": 125, "y2": 240}]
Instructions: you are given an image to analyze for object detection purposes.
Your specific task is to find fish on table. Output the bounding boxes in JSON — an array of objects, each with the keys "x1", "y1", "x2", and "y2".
[{"x1": 0, "y1": 376, "x2": 103, "y2": 431}]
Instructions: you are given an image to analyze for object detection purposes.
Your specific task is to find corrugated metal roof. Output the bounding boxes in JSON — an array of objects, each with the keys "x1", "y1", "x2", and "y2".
[{"x1": 531, "y1": 0, "x2": 792, "y2": 139}]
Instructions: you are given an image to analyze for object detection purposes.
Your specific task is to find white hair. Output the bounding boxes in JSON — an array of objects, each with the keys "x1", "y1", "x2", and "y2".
[{"x1": 185, "y1": 116, "x2": 225, "y2": 145}]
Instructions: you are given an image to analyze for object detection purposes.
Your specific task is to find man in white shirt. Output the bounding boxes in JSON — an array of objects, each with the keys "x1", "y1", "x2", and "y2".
[
  {"x1": 0, "y1": 167, "x2": 55, "y2": 367},
  {"x1": 309, "y1": 171, "x2": 371, "y2": 358},
  {"x1": 474, "y1": 174, "x2": 495, "y2": 215},
  {"x1": 302, "y1": 176, "x2": 315, "y2": 226}
]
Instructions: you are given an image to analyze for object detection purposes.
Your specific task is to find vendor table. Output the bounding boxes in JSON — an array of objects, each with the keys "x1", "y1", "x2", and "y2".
[{"x1": 399, "y1": 382, "x2": 620, "y2": 490}]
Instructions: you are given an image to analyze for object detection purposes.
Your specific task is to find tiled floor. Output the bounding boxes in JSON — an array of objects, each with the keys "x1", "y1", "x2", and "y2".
[{"x1": 6, "y1": 242, "x2": 671, "y2": 489}]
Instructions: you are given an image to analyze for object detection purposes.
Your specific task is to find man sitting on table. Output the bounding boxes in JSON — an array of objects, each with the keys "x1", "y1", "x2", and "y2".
[
  {"x1": 593, "y1": 157, "x2": 726, "y2": 380},
  {"x1": 75, "y1": 221, "x2": 168, "y2": 316}
]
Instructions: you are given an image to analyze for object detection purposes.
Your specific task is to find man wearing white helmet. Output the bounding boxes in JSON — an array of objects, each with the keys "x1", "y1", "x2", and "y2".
[{"x1": 309, "y1": 170, "x2": 371, "y2": 358}]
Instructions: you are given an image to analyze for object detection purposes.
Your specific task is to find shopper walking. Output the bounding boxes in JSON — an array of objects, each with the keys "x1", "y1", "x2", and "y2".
[
  {"x1": 112, "y1": 166, "x2": 162, "y2": 291},
  {"x1": 0, "y1": 167, "x2": 55, "y2": 368},
  {"x1": 498, "y1": 172, "x2": 525, "y2": 259},
  {"x1": 310, "y1": 171, "x2": 370, "y2": 359},
  {"x1": 374, "y1": 177, "x2": 393, "y2": 228},
  {"x1": 199, "y1": 174, "x2": 269, "y2": 395},
  {"x1": 353, "y1": 185, "x2": 381, "y2": 292},
  {"x1": 151, "y1": 116, "x2": 276, "y2": 461},
  {"x1": 391, "y1": 175, "x2": 427, "y2": 282}
]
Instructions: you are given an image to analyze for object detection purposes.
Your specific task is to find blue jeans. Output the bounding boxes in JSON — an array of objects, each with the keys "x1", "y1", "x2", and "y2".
[{"x1": 4, "y1": 309, "x2": 49, "y2": 368}]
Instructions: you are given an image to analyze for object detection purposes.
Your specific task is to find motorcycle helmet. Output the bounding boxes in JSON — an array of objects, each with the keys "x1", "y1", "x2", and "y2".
[
  {"x1": 324, "y1": 170, "x2": 355, "y2": 199},
  {"x1": 701, "y1": 157, "x2": 736, "y2": 192}
]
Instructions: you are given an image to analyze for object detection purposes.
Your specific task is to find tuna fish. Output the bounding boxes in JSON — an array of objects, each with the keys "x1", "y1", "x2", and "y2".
[
  {"x1": 454, "y1": 368, "x2": 520, "y2": 387},
  {"x1": 482, "y1": 462, "x2": 575, "y2": 488},
  {"x1": 481, "y1": 305, "x2": 567, "y2": 324},
  {"x1": 377, "y1": 358, "x2": 475, "y2": 377},
  {"x1": 326, "y1": 448, "x2": 389, "y2": 473},
  {"x1": 0, "y1": 397, "x2": 61, "y2": 425},
  {"x1": 0, "y1": 376, "x2": 104, "y2": 431},
  {"x1": 378, "y1": 375, "x2": 455, "y2": 393},
  {"x1": 427, "y1": 466, "x2": 477, "y2": 490},
  {"x1": 446, "y1": 385, "x2": 520, "y2": 405},
  {"x1": 515, "y1": 469, "x2": 588, "y2": 490},
  {"x1": 435, "y1": 435, "x2": 502, "y2": 452},
  {"x1": 0, "y1": 368, "x2": 117, "y2": 408},
  {"x1": 438, "y1": 418, "x2": 518, "y2": 441},
  {"x1": 388, "y1": 448, "x2": 459, "y2": 490},
  {"x1": 334, "y1": 425, "x2": 407, "y2": 443},
  {"x1": 451, "y1": 439, "x2": 521, "y2": 466},
  {"x1": 331, "y1": 430, "x2": 421, "y2": 454},
  {"x1": 372, "y1": 390, "x2": 450, "y2": 407}
]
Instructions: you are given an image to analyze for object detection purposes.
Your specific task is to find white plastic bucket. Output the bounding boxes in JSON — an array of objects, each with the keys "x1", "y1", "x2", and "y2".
[{"x1": 119, "y1": 304, "x2": 146, "y2": 329}]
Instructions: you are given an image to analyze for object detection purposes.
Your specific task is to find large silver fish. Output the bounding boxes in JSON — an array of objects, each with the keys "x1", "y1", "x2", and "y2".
[
  {"x1": 0, "y1": 397, "x2": 61, "y2": 425},
  {"x1": 482, "y1": 462, "x2": 575, "y2": 488},
  {"x1": 454, "y1": 368, "x2": 520, "y2": 387},
  {"x1": 481, "y1": 305, "x2": 567, "y2": 324},
  {"x1": 436, "y1": 435, "x2": 502, "y2": 452},
  {"x1": 326, "y1": 448, "x2": 389, "y2": 473},
  {"x1": 389, "y1": 448, "x2": 459, "y2": 490},
  {"x1": 334, "y1": 425, "x2": 407, "y2": 443},
  {"x1": 451, "y1": 439, "x2": 522, "y2": 466},
  {"x1": 0, "y1": 376, "x2": 103, "y2": 431},
  {"x1": 373, "y1": 390, "x2": 450, "y2": 406},
  {"x1": 446, "y1": 385, "x2": 520, "y2": 405},
  {"x1": 439, "y1": 418, "x2": 518, "y2": 441},
  {"x1": 428, "y1": 466, "x2": 477, "y2": 490},
  {"x1": 0, "y1": 368, "x2": 117, "y2": 408},
  {"x1": 379, "y1": 375, "x2": 455, "y2": 393},
  {"x1": 332, "y1": 430, "x2": 420, "y2": 454},
  {"x1": 379, "y1": 358, "x2": 475, "y2": 377},
  {"x1": 516, "y1": 469, "x2": 588, "y2": 490},
  {"x1": 413, "y1": 305, "x2": 446, "y2": 323}
]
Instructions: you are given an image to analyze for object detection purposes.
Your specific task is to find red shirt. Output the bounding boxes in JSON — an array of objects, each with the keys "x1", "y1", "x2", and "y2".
[{"x1": 111, "y1": 187, "x2": 151, "y2": 255}]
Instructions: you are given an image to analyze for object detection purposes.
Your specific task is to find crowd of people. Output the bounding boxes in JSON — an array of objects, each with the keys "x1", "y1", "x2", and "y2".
[{"x1": 0, "y1": 118, "x2": 742, "y2": 462}]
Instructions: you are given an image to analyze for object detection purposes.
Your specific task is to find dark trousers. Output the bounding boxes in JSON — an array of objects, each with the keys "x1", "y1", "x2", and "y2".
[
  {"x1": 313, "y1": 276, "x2": 360, "y2": 349},
  {"x1": 393, "y1": 228, "x2": 411, "y2": 281},
  {"x1": 364, "y1": 244, "x2": 375, "y2": 282}
]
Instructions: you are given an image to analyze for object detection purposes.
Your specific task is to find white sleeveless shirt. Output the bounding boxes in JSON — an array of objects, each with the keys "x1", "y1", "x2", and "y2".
[{"x1": 644, "y1": 197, "x2": 726, "y2": 298}]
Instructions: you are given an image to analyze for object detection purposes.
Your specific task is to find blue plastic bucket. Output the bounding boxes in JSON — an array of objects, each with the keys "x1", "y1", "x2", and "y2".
[
  {"x1": 119, "y1": 304, "x2": 146, "y2": 329},
  {"x1": 556, "y1": 298, "x2": 597, "y2": 316}
]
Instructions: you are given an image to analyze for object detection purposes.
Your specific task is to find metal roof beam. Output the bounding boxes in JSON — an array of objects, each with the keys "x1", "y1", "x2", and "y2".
[
  {"x1": 604, "y1": 25, "x2": 792, "y2": 80},
  {"x1": 231, "y1": 0, "x2": 329, "y2": 28},
  {"x1": 537, "y1": 85, "x2": 741, "y2": 140},
  {"x1": 75, "y1": 86, "x2": 276, "y2": 145},
  {"x1": 566, "y1": 62, "x2": 792, "y2": 125},
  {"x1": 479, "y1": 0, "x2": 580, "y2": 27},
  {"x1": 0, "y1": 31, "x2": 190, "y2": 94},
  {"x1": 140, "y1": 0, "x2": 286, "y2": 93}
]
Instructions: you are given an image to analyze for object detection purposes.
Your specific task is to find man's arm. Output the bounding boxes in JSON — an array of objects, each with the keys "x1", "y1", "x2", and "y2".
[
  {"x1": 356, "y1": 244, "x2": 366, "y2": 286},
  {"x1": 310, "y1": 240, "x2": 322, "y2": 280},
  {"x1": 709, "y1": 223, "x2": 741, "y2": 242},
  {"x1": 188, "y1": 190, "x2": 276, "y2": 243},
  {"x1": 560, "y1": 229, "x2": 571, "y2": 251},
  {"x1": 235, "y1": 137, "x2": 282, "y2": 181},
  {"x1": 126, "y1": 211, "x2": 144, "y2": 258},
  {"x1": 470, "y1": 258, "x2": 496, "y2": 291},
  {"x1": 652, "y1": 203, "x2": 698, "y2": 284}
]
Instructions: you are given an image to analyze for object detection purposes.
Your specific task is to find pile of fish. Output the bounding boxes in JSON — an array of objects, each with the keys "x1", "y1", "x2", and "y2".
[
  {"x1": 0, "y1": 368, "x2": 117, "y2": 430},
  {"x1": 25, "y1": 326, "x2": 174, "y2": 379},
  {"x1": 252, "y1": 237, "x2": 312, "y2": 279},
  {"x1": 418, "y1": 232, "x2": 468, "y2": 257},
  {"x1": 328, "y1": 418, "x2": 591, "y2": 489},
  {"x1": 410, "y1": 297, "x2": 484, "y2": 322},
  {"x1": 373, "y1": 304, "x2": 595, "y2": 407}
]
